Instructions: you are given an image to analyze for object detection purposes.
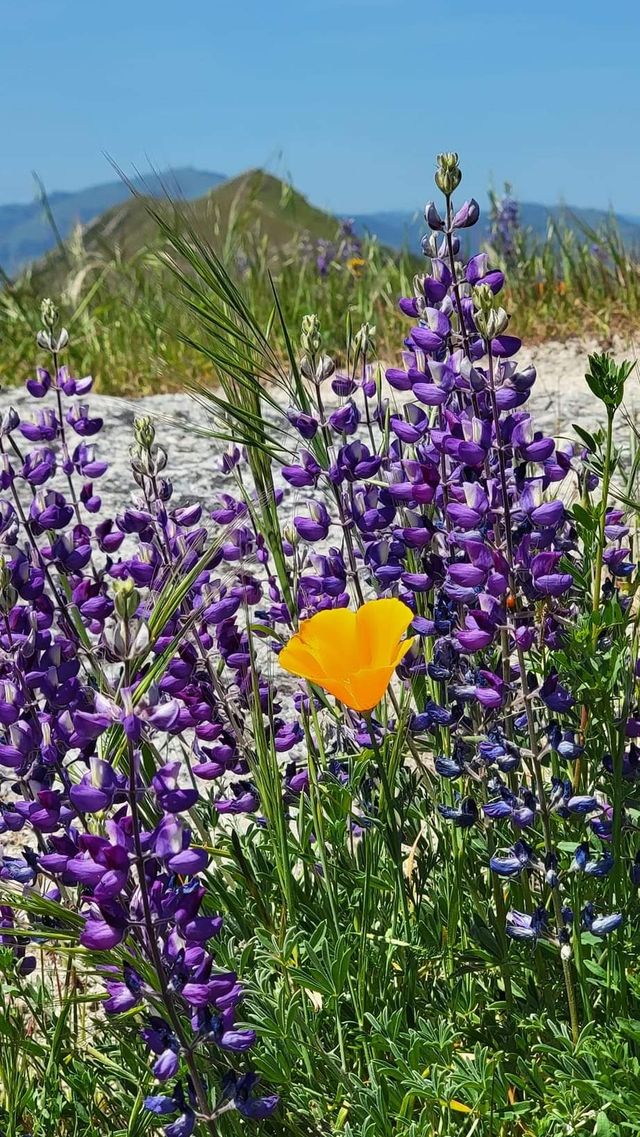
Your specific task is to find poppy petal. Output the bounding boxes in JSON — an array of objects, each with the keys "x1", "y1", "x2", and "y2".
[
  {"x1": 389, "y1": 635, "x2": 416, "y2": 668},
  {"x1": 278, "y1": 639, "x2": 328, "y2": 685},
  {"x1": 356, "y1": 598, "x2": 414, "y2": 666},
  {"x1": 348, "y1": 665, "x2": 398, "y2": 711},
  {"x1": 297, "y1": 608, "x2": 361, "y2": 673}
]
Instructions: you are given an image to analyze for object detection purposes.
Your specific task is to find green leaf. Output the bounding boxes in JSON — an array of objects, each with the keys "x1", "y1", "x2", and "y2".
[
  {"x1": 573, "y1": 424, "x2": 598, "y2": 452},
  {"x1": 585, "y1": 351, "x2": 635, "y2": 412},
  {"x1": 572, "y1": 503, "x2": 598, "y2": 530},
  {"x1": 594, "y1": 1111, "x2": 613, "y2": 1136}
]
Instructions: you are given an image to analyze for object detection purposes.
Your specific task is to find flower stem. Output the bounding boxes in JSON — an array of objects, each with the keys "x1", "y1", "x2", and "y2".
[
  {"x1": 592, "y1": 409, "x2": 614, "y2": 634},
  {"x1": 365, "y1": 714, "x2": 411, "y2": 937}
]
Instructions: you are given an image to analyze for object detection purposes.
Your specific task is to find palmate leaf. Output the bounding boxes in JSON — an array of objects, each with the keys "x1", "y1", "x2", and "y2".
[{"x1": 585, "y1": 351, "x2": 636, "y2": 412}]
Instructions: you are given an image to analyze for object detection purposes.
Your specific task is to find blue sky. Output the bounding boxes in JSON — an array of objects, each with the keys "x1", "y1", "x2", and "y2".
[{"x1": 2, "y1": 0, "x2": 639, "y2": 214}]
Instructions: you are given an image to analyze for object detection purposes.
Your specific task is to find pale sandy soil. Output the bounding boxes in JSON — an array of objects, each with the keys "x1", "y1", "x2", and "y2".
[{"x1": 525, "y1": 336, "x2": 640, "y2": 436}]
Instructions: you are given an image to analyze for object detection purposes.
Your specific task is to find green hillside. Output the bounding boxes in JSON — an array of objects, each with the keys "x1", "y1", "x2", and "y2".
[{"x1": 27, "y1": 169, "x2": 343, "y2": 292}]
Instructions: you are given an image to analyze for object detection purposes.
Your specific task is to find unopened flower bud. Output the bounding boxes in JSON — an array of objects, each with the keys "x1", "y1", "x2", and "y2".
[
  {"x1": 421, "y1": 233, "x2": 439, "y2": 259},
  {"x1": 0, "y1": 408, "x2": 19, "y2": 437},
  {"x1": 36, "y1": 325, "x2": 69, "y2": 353},
  {"x1": 134, "y1": 416, "x2": 156, "y2": 451},
  {"x1": 283, "y1": 523, "x2": 299, "y2": 548},
  {"x1": 107, "y1": 617, "x2": 150, "y2": 661},
  {"x1": 492, "y1": 307, "x2": 510, "y2": 336},
  {"x1": 452, "y1": 198, "x2": 480, "y2": 229},
  {"x1": 300, "y1": 355, "x2": 314, "y2": 380},
  {"x1": 411, "y1": 276, "x2": 428, "y2": 313},
  {"x1": 472, "y1": 282, "x2": 510, "y2": 340},
  {"x1": 41, "y1": 298, "x2": 58, "y2": 329},
  {"x1": 222, "y1": 444, "x2": 241, "y2": 473},
  {"x1": 354, "y1": 322, "x2": 376, "y2": 355},
  {"x1": 113, "y1": 577, "x2": 140, "y2": 620},
  {"x1": 478, "y1": 307, "x2": 510, "y2": 339},
  {"x1": 315, "y1": 354, "x2": 336, "y2": 383},
  {"x1": 472, "y1": 284, "x2": 495, "y2": 315},
  {"x1": 0, "y1": 556, "x2": 16, "y2": 612},
  {"x1": 301, "y1": 314, "x2": 322, "y2": 356},
  {"x1": 435, "y1": 152, "x2": 462, "y2": 195},
  {"x1": 153, "y1": 444, "x2": 168, "y2": 474}
]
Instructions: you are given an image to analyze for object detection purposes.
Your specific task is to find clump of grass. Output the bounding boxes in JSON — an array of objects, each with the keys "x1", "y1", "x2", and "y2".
[
  {"x1": 490, "y1": 213, "x2": 640, "y2": 344},
  {"x1": 0, "y1": 230, "x2": 416, "y2": 396}
]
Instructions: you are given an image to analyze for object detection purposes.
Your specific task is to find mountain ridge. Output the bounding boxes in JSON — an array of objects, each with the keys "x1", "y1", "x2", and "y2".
[
  {"x1": 3, "y1": 167, "x2": 640, "y2": 278},
  {"x1": 27, "y1": 169, "x2": 345, "y2": 292}
]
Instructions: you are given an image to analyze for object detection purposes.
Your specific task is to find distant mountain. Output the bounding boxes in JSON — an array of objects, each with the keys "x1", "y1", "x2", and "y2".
[
  {"x1": 29, "y1": 169, "x2": 344, "y2": 293},
  {"x1": 0, "y1": 168, "x2": 226, "y2": 275},
  {"x1": 353, "y1": 201, "x2": 640, "y2": 251}
]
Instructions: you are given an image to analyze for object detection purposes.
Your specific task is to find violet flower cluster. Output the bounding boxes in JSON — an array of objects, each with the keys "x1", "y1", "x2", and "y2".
[
  {"x1": 489, "y1": 183, "x2": 520, "y2": 261},
  {"x1": 1, "y1": 152, "x2": 637, "y2": 1108},
  {"x1": 239, "y1": 153, "x2": 636, "y2": 980},
  {"x1": 0, "y1": 300, "x2": 279, "y2": 1131},
  {"x1": 297, "y1": 218, "x2": 364, "y2": 277}
]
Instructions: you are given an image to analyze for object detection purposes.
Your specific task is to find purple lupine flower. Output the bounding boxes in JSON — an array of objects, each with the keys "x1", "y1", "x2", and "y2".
[
  {"x1": 65, "y1": 403, "x2": 103, "y2": 437},
  {"x1": 571, "y1": 843, "x2": 614, "y2": 876},
  {"x1": 152, "y1": 762, "x2": 199, "y2": 813},
  {"x1": 539, "y1": 671, "x2": 575, "y2": 714},
  {"x1": 29, "y1": 490, "x2": 73, "y2": 531},
  {"x1": 581, "y1": 903, "x2": 623, "y2": 937},
  {"x1": 21, "y1": 448, "x2": 57, "y2": 486},
  {"x1": 328, "y1": 399, "x2": 360, "y2": 436},
  {"x1": 294, "y1": 502, "x2": 331, "y2": 543},
  {"x1": 490, "y1": 839, "x2": 536, "y2": 877},
  {"x1": 141, "y1": 1018, "x2": 181, "y2": 1080},
  {"x1": 56, "y1": 366, "x2": 93, "y2": 397},
  {"x1": 144, "y1": 1083, "x2": 196, "y2": 1135},
  {"x1": 489, "y1": 184, "x2": 520, "y2": 258},
  {"x1": 26, "y1": 367, "x2": 52, "y2": 398},
  {"x1": 282, "y1": 450, "x2": 322, "y2": 488},
  {"x1": 221, "y1": 1072, "x2": 279, "y2": 1120},
  {"x1": 287, "y1": 407, "x2": 319, "y2": 439},
  {"x1": 506, "y1": 906, "x2": 548, "y2": 941},
  {"x1": 19, "y1": 409, "x2": 59, "y2": 442},
  {"x1": 438, "y1": 796, "x2": 478, "y2": 828}
]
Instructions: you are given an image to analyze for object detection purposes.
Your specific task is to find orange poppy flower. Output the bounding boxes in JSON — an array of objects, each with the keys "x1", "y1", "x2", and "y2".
[{"x1": 278, "y1": 598, "x2": 415, "y2": 712}]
